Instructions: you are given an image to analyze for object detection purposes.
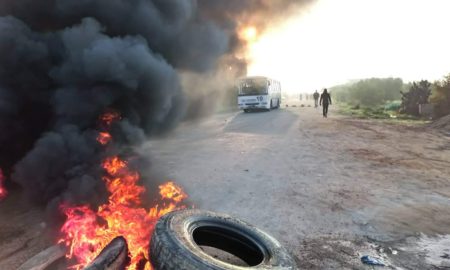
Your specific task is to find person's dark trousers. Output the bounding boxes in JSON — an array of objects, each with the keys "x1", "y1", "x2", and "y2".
[{"x1": 323, "y1": 103, "x2": 329, "y2": 117}]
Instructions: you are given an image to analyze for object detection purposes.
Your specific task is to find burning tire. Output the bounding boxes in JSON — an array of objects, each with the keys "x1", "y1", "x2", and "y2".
[
  {"x1": 150, "y1": 210, "x2": 297, "y2": 270},
  {"x1": 84, "y1": 236, "x2": 130, "y2": 270}
]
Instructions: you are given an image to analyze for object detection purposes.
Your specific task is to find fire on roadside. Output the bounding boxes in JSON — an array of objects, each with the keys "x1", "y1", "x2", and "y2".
[
  {"x1": 97, "y1": 132, "x2": 112, "y2": 145},
  {"x1": 0, "y1": 168, "x2": 7, "y2": 201},
  {"x1": 59, "y1": 112, "x2": 188, "y2": 270},
  {"x1": 240, "y1": 26, "x2": 258, "y2": 42},
  {"x1": 99, "y1": 111, "x2": 121, "y2": 128}
]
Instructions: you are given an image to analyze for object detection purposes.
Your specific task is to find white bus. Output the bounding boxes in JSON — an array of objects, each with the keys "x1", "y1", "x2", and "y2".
[{"x1": 237, "y1": 76, "x2": 281, "y2": 112}]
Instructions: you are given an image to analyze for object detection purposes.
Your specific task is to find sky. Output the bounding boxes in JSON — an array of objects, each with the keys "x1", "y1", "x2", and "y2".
[{"x1": 246, "y1": 0, "x2": 450, "y2": 93}]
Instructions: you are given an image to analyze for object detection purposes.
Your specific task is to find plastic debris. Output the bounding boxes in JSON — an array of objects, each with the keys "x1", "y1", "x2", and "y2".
[
  {"x1": 388, "y1": 247, "x2": 398, "y2": 255},
  {"x1": 361, "y1": 255, "x2": 385, "y2": 266}
]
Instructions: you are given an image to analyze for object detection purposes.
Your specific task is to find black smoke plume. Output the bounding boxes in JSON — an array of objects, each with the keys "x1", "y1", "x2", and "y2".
[{"x1": 0, "y1": 0, "x2": 313, "y2": 208}]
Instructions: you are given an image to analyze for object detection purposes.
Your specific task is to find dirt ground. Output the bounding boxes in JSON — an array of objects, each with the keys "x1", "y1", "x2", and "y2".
[{"x1": 1, "y1": 101, "x2": 450, "y2": 269}]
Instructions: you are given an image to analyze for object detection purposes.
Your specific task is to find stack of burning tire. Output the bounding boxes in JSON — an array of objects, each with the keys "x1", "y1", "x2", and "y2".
[{"x1": 85, "y1": 210, "x2": 298, "y2": 270}]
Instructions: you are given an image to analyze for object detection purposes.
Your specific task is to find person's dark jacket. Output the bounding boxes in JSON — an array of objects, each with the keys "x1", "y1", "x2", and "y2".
[{"x1": 320, "y1": 93, "x2": 331, "y2": 105}]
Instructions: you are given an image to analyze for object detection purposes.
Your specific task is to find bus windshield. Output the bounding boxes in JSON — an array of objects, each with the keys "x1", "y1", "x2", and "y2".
[{"x1": 239, "y1": 78, "x2": 268, "y2": 96}]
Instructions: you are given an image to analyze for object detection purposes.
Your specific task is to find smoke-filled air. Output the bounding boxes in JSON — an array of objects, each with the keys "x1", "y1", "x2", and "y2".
[
  {"x1": 0, "y1": 0, "x2": 313, "y2": 209},
  {"x1": 2, "y1": 1, "x2": 450, "y2": 270},
  {"x1": 0, "y1": 1, "x2": 313, "y2": 269}
]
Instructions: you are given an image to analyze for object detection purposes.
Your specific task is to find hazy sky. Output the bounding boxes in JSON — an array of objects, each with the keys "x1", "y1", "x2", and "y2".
[{"x1": 247, "y1": 0, "x2": 450, "y2": 93}]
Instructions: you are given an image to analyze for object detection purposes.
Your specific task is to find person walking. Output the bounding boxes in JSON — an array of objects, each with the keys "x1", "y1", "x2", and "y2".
[
  {"x1": 319, "y1": 88, "x2": 332, "y2": 117},
  {"x1": 313, "y1": 90, "x2": 319, "y2": 108}
]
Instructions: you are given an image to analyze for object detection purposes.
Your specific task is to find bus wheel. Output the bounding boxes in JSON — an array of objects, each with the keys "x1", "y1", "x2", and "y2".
[{"x1": 243, "y1": 109, "x2": 249, "y2": 113}]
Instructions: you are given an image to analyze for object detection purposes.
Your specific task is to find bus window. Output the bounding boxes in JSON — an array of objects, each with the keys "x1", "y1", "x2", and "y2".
[{"x1": 239, "y1": 78, "x2": 268, "y2": 96}]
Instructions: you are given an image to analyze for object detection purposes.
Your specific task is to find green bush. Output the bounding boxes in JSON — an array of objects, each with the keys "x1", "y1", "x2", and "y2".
[
  {"x1": 339, "y1": 104, "x2": 391, "y2": 119},
  {"x1": 332, "y1": 78, "x2": 404, "y2": 107},
  {"x1": 384, "y1": 100, "x2": 401, "y2": 111},
  {"x1": 400, "y1": 80, "x2": 431, "y2": 116},
  {"x1": 431, "y1": 74, "x2": 450, "y2": 118}
]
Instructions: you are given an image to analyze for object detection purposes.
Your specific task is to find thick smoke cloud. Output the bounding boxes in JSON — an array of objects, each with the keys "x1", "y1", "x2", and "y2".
[
  {"x1": 198, "y1": 0, "x2": 316, "y2": 32},
  {"x1": 0, "y1": 15, "x2": 186, "y2": 205},
  {"x1": 0, "y1": 0, "x2": 313, "y2": 206},
  {"x1": 0, "y1": 0, "x2": 229, "y2": 72}
]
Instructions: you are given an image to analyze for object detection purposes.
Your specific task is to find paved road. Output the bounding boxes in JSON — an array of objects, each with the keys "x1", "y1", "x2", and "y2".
[{"x1": 145, "y1": 104, "x2": 450, "y2": 269}]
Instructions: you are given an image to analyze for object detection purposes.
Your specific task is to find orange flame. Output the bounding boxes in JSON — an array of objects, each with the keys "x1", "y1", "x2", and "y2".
[
  {"x1": 59, "y1": 157, "x2": 187, "y2": 270},
  {"x1": 100, "y1": 111, "x2": 121, "y2": 127},
  {"x1": 159, "y1": 181, "x2": 187, "y2": 203},
  {"x1": 0, "y1": 169, "x2": 7, "y2": 201},
  {"x1": 59, "y1": 111, "x2": 187, "y2": 270},
  {"x1": 240, "y1": 26, "x2": 258, "y2": 42},
  {"x1": 97, "y1": 132, "x2": 112, "y2": 145}
]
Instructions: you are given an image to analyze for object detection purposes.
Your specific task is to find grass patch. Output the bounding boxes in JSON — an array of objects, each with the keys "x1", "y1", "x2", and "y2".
[
  {"x1": 338, "y1": 103, "x2": 425, "y2": 122},
  {"x1": 339, "y1": 104, "x2": 390, "y2": 119}
]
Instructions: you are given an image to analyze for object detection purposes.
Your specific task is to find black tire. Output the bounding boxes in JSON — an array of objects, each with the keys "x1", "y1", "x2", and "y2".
[
  {"x1": 243, "y1": 109, "x2": 249, "y2": 113},
  {"x1": 84, "y1": 237, "x2": 129, "y2": 270},
  {"x1": 150, "y1": 210, "x2": 297, "y2": 270}
]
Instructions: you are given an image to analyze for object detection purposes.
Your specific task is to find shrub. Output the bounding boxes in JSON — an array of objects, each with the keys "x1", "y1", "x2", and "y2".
[
  {"x1": 400, "y1": 80, "x2": 431, "y2": 116},
  {"x1": 431, "y1": 75, "x2": 450, "y2": 118},
  {"x1": 384, "y1": 100, "x2": 401, "y2": 111},
  {"x1": 332, "y1": 78, "x2": 403, "y2": 106}
]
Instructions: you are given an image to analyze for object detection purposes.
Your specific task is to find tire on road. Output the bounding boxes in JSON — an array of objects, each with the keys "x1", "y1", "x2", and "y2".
[{"x1": 150, "y1": 210, "x2": 297, "y2": 270}]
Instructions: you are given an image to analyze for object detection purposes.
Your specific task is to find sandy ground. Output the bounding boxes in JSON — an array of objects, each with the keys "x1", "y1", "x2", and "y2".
[
  {"x1": 144, "y1": 101, "x2": 450, "y2": 269},
  {"x1": 0, "y1": 192, "x2": 48, "y2": 269},
  {"x1": 1, "y1": 101, "x2": 450, "y2": 269}
]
